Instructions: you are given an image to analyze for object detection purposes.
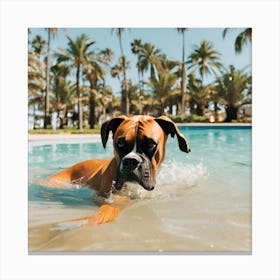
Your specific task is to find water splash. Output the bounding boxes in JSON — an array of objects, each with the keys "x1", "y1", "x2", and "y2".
[
  {"x1": 111, "y1": 182, "x2": 148, "y2": 200},
  {"x1": 158, "y1": 160, "x2": 209, "y2": 188},
  {"x1": 29, "y1": 159, "x2": 209, "y2": 202},
  {"x1": 112, "y1": 160, "x2": 209, "y2": 200}
]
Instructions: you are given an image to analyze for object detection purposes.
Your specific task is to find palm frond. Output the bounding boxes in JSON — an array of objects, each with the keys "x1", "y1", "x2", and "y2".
[
  {"x1": 235, "y1": 28, "x2": 252, "y2": 54},
  {"x1": 222, "y1": 28, "x2": 230, "y2": 39}
]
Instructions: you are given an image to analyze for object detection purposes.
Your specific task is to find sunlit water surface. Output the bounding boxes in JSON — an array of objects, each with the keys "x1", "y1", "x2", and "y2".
[{"x1": 28, "y1": 126, "x2": 251, "y2": 252}]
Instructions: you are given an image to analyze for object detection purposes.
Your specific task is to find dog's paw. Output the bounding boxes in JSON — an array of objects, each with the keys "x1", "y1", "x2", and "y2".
[
  {"x1": 88, "y1": 205, "x2": 120, "y2": 225},
  {"x1": 68, "y1": 205, "x2": 120, "y2": 225}
]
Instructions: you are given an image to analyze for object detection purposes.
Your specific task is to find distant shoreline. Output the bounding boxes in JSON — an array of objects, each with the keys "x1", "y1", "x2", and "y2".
[
  {"x1": 28, "y1": 122, "x2": 251, "y2": 145},
  {"x1": 28, "y1": 134, "x2": 101, "y2": 146}
]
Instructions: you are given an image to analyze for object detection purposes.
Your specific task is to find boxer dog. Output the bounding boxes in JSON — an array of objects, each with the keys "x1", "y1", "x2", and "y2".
[{"x1": 47, "y1": 115, "x2": 190, "y2": 225}]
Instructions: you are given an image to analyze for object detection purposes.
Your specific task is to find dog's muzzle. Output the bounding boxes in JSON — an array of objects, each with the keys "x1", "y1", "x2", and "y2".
[{"x1": 115, "y1": 152, "x2": 155, "y2": 191}]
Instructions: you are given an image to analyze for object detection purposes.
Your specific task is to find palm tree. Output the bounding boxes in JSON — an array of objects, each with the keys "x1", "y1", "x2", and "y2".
[
  {"x1": 131, "y1": 40, "x2": 143, "y2": 89},
  {"x1": 84, "y1": 48, "x2": 113, "y2": 128},
  {"x1": 138, "y1": 42, "x2": 162, "y2": 80},
  {"x1": 30, "y1": 35, "x2": 46, "y2": 128},
  {"x1": 112, "y1": 28, "x2": 129, "y2": 115},
  {"x1": 44, "y1": 28, "x2": 57, "y2": 128},
  {"x1": 126, "y1": 80, "x2": 140, "y2": 114},
  {"x1": 148, "y1": 73, "x2": 179, "y2": 116},
  {"x1": 28, "y1": 51, "x2": 44, "y2": 128},
  {"x1": 50, "y1": 62, "x2": 73, "y2": 128},
  {"x1": 186, "y1": 40, "x2": 223, "y2": 85},
  {"x1": 215, "y1": 65, "x2": 252, "y2": 122},
  {"x1": 187, "y1": 73, "x2": 215, "y2": 116},
  {"x1": 223, "y1": 28, "x2": 252, "y2": 54},
  {"x1": 131, "y1": 39, "x2": 150, "y2": 114},
  {"x1": 111, "y1": 56, "x2": 131, "y2": 113},
  {"x1": 97, "y1": 85, "x2": 120, "y2": 122},
  {"x1": 177, "y1": 28, "x2": 188, "y2": 120},
  {"x1": 147, "y1": 59, "x2": 179, "y2": 116},
  {"x1": 55, "y1": 34, "x2": 95, "y2": 130},
  {"x1": 28, "y1": 51, "x2": 44, "y2": 95}
]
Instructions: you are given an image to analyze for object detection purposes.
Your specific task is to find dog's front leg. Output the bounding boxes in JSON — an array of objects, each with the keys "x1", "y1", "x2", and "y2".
[
  {"x1": 62, "y1": 195, "x2": 132, "y2": 226},
  {"x1": 68, "y1": 204, "x2": 120, "y2": 225}
]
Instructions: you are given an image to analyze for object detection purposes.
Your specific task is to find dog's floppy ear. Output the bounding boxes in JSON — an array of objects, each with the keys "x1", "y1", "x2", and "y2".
[
  {"x1": 101, "y1": 116, "x2": 127, "y2": 148},
  {"x1": 155, "y1": 116, "x2": 191, "y2": 153}
]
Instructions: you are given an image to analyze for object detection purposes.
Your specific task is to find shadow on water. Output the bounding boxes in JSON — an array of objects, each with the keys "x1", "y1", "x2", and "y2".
[{"x1": 28, "y1": 183, "x2": 97, "y2": 207}]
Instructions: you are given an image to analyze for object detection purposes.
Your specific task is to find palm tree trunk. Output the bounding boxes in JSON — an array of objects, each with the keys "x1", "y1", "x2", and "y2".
[
  {"x1": 214, "y1": 101, "x2": 219, "y2": 122},
  {"x1": 89, "y1": 87, "x2": 96, "y2": 129},
  {"x1": 180, "y1": 31, "x2": 186, "y2": 121},
  {"x1": 140, "y1": 70, "x2": 144, "y2": 93},
  {"x1": 62, "y1": 107, "x2": 68, "y2": 128},
  {"x1": 150, "y1": 63, "x2": 155, "y2": 80},
  {"x1": 225, "y1": 106, "x2": 238, "y2": 122},
  {"x1": 118, "y1": 33, "x2": 129, "y2": 115},
  {"x1": 44, "y1": 29, "x2": 51, "y2": 128},
  {"x1": 201, "y1": 73, "x2": 204, "y2": 87},
  {"x1": 76, "y1": 64, "x2": 83, "y2": 130},
  {"x1": 160, "y1": 99, "x2": 165, "y2": 116},
  {"x1": 121, "y1": 80, "x2": 128, "y2": 115},
  {"x1": 137, "y1": 69, "x2": 143, "y2": 115},
  {"x1": 181, "y1": 63, "x2": 186, "y2": 120},
  {"x1": 196, "y1": 103, "x2": 205, "y2": 116},
  {"x1": 124, "y1": 77, "x2": 129, "y2": 115},
  {"x1": 33, "y1": 105, "x2": 36, "y2": 129}
]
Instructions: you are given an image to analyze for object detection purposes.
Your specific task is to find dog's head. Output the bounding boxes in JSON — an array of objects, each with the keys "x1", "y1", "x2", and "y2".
[{"x1": 101, "y1": 115, "x2": 190, "y2": 191}]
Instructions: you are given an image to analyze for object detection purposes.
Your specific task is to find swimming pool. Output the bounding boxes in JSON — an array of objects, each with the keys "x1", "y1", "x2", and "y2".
[{"x1": 28, "y1": 125, "x2": 252, "y2": 252}]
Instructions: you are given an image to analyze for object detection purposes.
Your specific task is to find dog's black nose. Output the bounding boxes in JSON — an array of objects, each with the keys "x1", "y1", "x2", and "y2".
[
  {"x1": 122, "y1": 153, "x2": 142, "y2": 171},
  {"x1": 123, "y1": 157, "x2": 140, "y2": 170}
]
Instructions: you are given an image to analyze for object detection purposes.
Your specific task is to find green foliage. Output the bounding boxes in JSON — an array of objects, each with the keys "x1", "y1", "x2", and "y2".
[
  {"x1": 28, "y1": 51, "x2": 44, "y2": 108},
  {"x1": 31, "y1": 35, "x2": 46, "y2": 56},
  {"x1": 186, "y1": 40, "x2": 223, "y2": 84},
  {"x1": 170, "y1": 115, "x2": 209, "y2": 123},
  {"x1": 223, "y1": 28, "x2": 252, "y2": 54},
  {"x1": 215, "y1": 65, "x2": 252, "y2": 108}
]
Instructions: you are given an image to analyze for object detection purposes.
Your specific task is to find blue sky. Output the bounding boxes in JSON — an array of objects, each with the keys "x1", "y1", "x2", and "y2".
[{"x1": 29, "y1": 28, "x2": 252, "y2": 95}]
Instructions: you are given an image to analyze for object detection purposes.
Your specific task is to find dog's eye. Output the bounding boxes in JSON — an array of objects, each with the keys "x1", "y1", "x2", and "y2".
[
  {"x1": 146, "y1": 140, "x2": 157, "y2": 150},
  {"x1": 116, "y1": 138, "x2": 126, "y2": 149},
  {"x1": 117, "y1": 142, "x2": 125, "y2": 148}
]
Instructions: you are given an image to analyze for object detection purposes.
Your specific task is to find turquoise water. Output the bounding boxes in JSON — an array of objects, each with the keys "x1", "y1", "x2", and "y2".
[
  {"x1": 28, "y1": 126, "x2": 251, "y2": 252},
  {"x1": 175, "y1": 126, "x2": 251, "y2": 190}
]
